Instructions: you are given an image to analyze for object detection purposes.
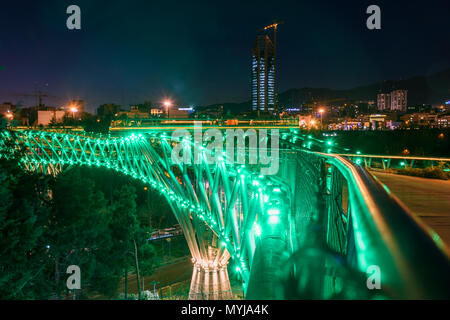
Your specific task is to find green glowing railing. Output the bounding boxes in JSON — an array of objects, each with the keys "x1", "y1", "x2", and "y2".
[{"x1": 264, "y1": 132, "x2": 450, "y2": 299}]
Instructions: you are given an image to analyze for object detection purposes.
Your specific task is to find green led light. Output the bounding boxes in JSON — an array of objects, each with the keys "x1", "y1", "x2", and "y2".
[
  {"x1": 253, "y1": 224, "x2": 262, "y2": 236},
  {"x1": 268, "y1": 215, "x2": 280, "y2": 224}
]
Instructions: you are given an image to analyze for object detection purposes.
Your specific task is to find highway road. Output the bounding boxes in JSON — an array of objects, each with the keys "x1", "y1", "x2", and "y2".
[
  {"x1": 120, "y1": 256, "x2": 193, "y2": 297},
  {"x1": 89, "y1": 256, "x2": 192, "y2": 299},
  {"x1": 371, "y1": 171, "x2": 450, "y2": 247}
]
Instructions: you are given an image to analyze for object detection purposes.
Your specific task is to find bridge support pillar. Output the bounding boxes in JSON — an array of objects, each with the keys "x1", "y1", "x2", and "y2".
[{"x1": 189, "y1": 263, "x2": 232, "y2": 300}]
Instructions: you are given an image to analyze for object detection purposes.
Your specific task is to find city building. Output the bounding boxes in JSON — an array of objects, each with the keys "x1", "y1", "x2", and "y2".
[
  {"x1": 406, "y1": 104, "x2": 431, "y2": 113},
  {"x1": 390, "y1": 89, "x2": 407, "y2": 112},
  {"x1": 0, "y1": 102, "x2": 16, "y2": 114},
  {"x1": 401, "y1": 113, "x2": 438, "y2": 128},
  {"x1": 437, "y1": 115, "x2": 450, "y2": 128},
  {"x1": 386, "y1": 120, "x2": 402, "y2": 130},
  {"x1": 167, "y1": 108, "x2": 189, "y2": 118},
  {"x1": 117, "y1": 106, "x2": 149, "y2": 119},
  {"x1": 0, "y1": 102, "x2": 16, "y2": 120},
  {"x1": 377, "y1": 93, "x2": 391, "y2": 110},
  {"x1": 251, "y1": 35, "x2": 275, "y2": 113},
  {"x1": 369, "y1": 114, "x2": 387, "y2": 130},
  {"x1": 150, "y1": 108, "x2": 163, "y2": 116},
  {"x1": 37, "y1": 109, "x2": 65, "y2": 126}
]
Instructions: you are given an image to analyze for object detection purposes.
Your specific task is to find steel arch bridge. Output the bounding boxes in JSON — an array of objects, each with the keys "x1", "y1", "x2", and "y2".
[{"x1": 0, "y1": 128, "x2": 449, "y2": 300}]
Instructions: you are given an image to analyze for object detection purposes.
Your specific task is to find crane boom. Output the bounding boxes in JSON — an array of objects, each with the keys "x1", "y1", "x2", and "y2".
[{"x1": 18, "y1": 91, "x2": 57, "y2": 107}]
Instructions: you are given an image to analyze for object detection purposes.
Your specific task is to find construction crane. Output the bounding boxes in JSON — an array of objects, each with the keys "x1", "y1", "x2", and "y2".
[
  {"x1": 259, "y1": 20, "x2": 284, "y2": 113},
  {"x1": 18, "y1": 90, "x2": 57, "y2": 108}
]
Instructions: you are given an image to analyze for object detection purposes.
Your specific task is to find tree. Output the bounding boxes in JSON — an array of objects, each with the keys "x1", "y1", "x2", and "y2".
[
  {"x1": 137, "y1": 101, "x2": 152, "y2": 113},
  {"x1": 109, "y1": 185, "x2": 156, "y2": 299},
  {"x1": 97, "y1": 103, "x2": 120, "y2": 118},
  {"x1": 0, "y1": 157, "x2": 52, "y2": 299},
  {"x1": 0, "y1": 114, "x2": 7, "y2": 129},
  {"x1": 0, "y1": 141, "x2": 160, "y2": 299},
  {"x1": 44, "y1": 168, "x2": 112, "y2": 298},
  {"x1": 81, "y1": 113, "x2": 110, "y2": 134}
]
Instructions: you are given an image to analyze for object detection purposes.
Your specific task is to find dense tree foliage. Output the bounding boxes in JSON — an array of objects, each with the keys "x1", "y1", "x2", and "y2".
[
  {"x1": 330, "y1": 128, "x2": 450, "y2": 157},
  {"x1": 0, "y1": 157, "x2": 52, "y2": 299},
  {"x1": 0, "y1": 145, "x2": 173, "y2": 299}
]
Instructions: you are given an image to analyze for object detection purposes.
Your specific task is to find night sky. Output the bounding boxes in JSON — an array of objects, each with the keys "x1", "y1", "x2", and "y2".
[{"x1": 0, "y1": 0, "x2": 449, "y2": 112}]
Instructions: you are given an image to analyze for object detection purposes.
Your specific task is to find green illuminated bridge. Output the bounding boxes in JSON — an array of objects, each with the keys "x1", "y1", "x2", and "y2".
[{"x1": 1, "y1": 128, "x2": 449, "y2": 299}]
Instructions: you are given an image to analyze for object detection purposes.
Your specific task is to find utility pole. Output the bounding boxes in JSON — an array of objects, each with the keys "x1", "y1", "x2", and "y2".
[
  {"x1": 124, "y1": 268, "x2": 128, "y2": 299},
  {"x1": 133, "y1": 239, "x2": 141, "y2": 300}
]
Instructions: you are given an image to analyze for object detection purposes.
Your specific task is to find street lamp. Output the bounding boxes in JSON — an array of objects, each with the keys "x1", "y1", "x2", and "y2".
[
  {"x1": 163, "y1": 100, "x2": 172, "y2": 119},
  {"x1": 318, "y1": 108, "x2": 325, "y2": 129},
  {"x1": 70, "y1": 106, "x2": 78, "y2": 118}
]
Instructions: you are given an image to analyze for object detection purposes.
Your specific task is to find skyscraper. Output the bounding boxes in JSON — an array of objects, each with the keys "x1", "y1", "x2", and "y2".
[
  {"x1": 251, "y1": 35, "x2": 275, "y2": 113},
  {"x1": 390, "y1": 90, "x2": 407, "y2": 112},
  {"x1": 377, "y1": 93, "x2": 391, "y2": 110}
]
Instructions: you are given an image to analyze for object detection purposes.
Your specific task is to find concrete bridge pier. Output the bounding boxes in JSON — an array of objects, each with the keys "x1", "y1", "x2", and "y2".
[{"x1": 189, "y1": 263, "x2": 232, "y2": 300}]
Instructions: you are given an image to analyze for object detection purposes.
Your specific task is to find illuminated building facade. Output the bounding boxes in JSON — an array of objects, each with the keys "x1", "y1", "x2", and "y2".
[
  {"x1": 377, "y1": 93, "x2": 391, "y2": 110},
  {"x1": 390, "y1": 89, "x2": 407, "y2": 112},
  {"x1": 251, "y1": 35, "x2": 275, "y2": 113}
]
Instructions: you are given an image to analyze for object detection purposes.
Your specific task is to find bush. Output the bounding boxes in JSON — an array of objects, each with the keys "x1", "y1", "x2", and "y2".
[{"x1": 393, "y1": 167, "x2": 450, "y2": 180}]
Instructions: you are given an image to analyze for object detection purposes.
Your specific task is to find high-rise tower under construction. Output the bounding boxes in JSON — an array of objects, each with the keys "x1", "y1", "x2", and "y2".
[{"x1": 251, "y1": 35, "x2": 275, "y2": 113}]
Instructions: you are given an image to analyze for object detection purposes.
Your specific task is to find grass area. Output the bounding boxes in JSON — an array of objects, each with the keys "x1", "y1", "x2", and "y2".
[{"x1": 392, "y1": 167, "x2": 450, "y2": 180}]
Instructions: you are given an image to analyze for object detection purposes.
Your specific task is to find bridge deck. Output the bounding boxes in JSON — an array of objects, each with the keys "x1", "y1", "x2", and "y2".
[{"x1": 371, "y1": 171, "x2": 450, "y2": 247}]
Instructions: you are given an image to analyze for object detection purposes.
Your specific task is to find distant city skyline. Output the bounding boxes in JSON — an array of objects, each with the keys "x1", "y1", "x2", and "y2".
[{"x1": 0, "y1": 0, "x2": 449, "y2": 112}]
